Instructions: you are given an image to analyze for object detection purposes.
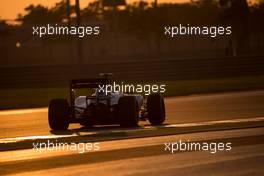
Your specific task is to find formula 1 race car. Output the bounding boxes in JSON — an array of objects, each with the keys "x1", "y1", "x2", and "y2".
[{"x1": 48, "y1": 74, "x2": 165, "y2": 130}]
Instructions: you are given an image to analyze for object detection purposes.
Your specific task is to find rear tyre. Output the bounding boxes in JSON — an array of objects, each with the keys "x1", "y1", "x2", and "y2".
[
  {"x1": 48, "y1": 99, "x2": 70, "y2": 130},
  {"x1": 147, "y1": 94, "x2": 165, "y2": 125},
  {"x1": 118, "y1": 96, "x2": 139, "y2": 127}
]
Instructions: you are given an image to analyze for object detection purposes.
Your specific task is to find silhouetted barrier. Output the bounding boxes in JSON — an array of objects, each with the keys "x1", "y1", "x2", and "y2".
[{"x1": 0, "y1": 56, "x2": 264, "y2": 89}]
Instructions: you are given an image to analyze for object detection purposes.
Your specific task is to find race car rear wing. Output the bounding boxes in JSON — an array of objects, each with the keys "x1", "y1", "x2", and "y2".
[
  {"x1": 70, "y1": 78, "x2": 109, "y2": 89},
  {"x1": 69, "y1": 78, "x2": 110, "y2": 118}
]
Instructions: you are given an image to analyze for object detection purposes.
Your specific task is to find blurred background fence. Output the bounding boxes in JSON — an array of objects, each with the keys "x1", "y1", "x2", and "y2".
[{"x1": 1, "y1": 56, "x2": 264, "y2": 89}]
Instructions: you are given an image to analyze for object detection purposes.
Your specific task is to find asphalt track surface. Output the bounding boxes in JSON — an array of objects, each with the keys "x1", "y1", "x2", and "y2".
[
  {"x1": 0, "y1": 127, "x2": 263, "y2": 175},
  {"x1": 1, "y1": 90, "x2": 264, "y2": 139},
  {"x1": 1, "y1": 90, "x2": 264, "y2": 175}
]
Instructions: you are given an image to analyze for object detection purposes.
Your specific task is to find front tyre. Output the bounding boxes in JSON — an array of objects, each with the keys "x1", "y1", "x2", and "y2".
[
  {"x1": 48, "y1": 99, "x2": 70, "y2": 130},
  {"x1": 147, "y1": 94, "x2": 165, "y2": 125}
]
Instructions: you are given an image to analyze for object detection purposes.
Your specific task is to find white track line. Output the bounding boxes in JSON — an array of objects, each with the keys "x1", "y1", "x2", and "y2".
[
  {"x1": 1, "y1": 117, "x2": 263, "y2": 144},
  {"x1": 0, "y1": 108, "x2": 47, "y2": 116}
]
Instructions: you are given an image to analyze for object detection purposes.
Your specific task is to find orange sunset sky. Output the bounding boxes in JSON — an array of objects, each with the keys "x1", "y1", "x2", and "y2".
[{"x1": 0, "y1": 0, "x2": 257, "y2": 20}]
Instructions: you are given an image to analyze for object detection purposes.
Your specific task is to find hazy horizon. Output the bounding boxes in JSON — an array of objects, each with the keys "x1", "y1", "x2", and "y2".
[
  {"x1": 0, "y1": 0, "x2": 258, "y2": 21},
  {"x1": 0, "y1": 0, "x2": 189, "y2": 20}
]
